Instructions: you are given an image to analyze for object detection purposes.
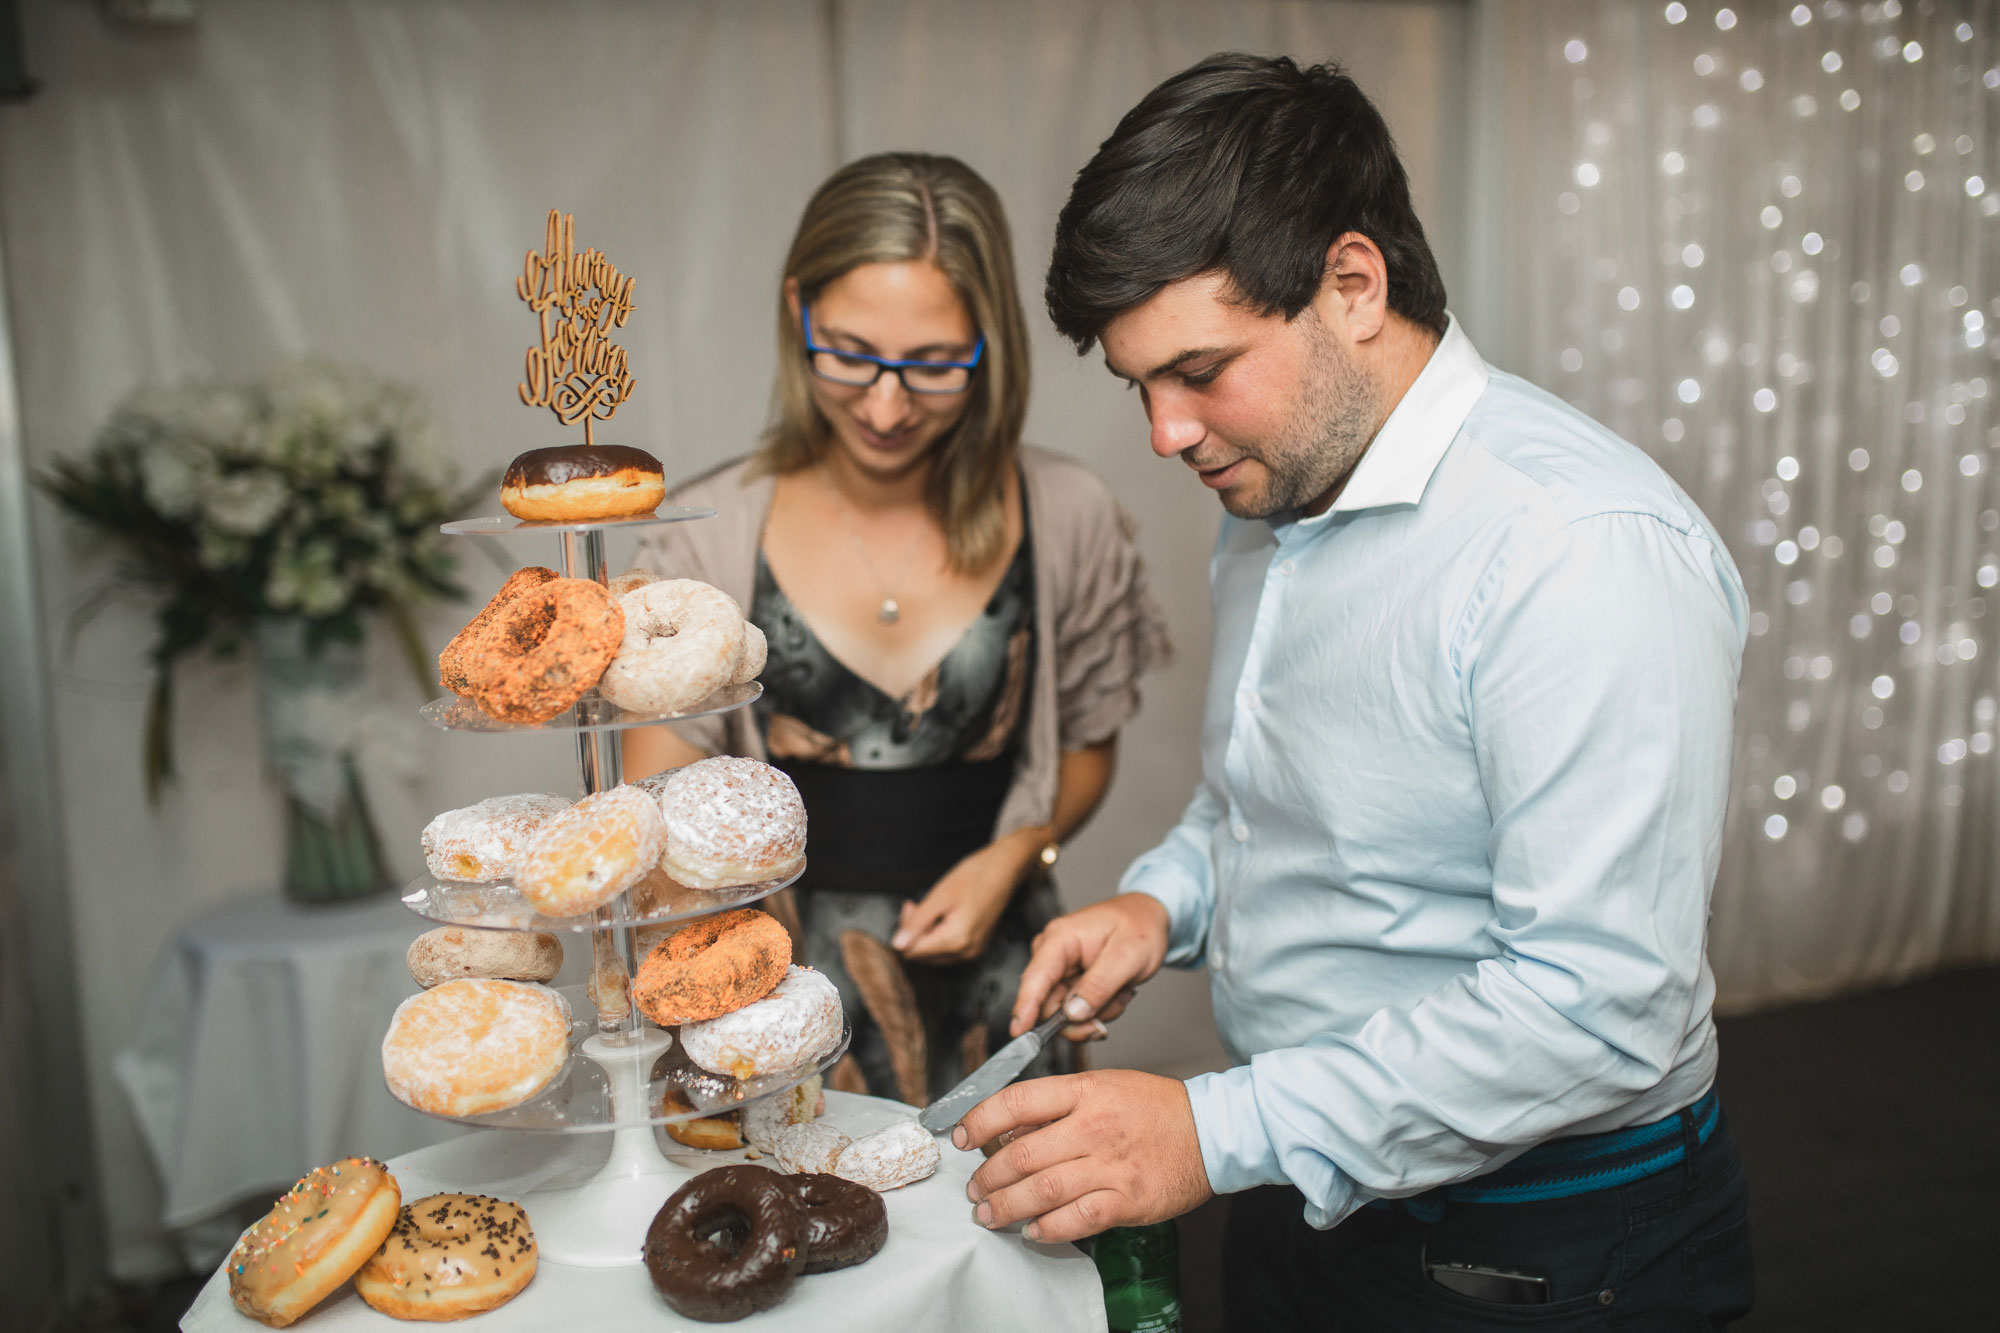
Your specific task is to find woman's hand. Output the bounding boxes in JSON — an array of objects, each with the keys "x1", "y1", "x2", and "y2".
[{"x1": 891, "y1": 836, "x2": 1035, "y2": 964}]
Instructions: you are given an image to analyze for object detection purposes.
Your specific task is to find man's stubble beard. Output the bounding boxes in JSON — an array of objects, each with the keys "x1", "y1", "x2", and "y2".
[{"x1": 1223, "y1": 316, "x2": 1383, "y2": 521}]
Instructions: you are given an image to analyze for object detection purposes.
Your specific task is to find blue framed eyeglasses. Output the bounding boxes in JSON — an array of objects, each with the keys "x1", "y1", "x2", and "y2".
[{"x1": 802, "y1": 306, "x2": 984, "y2": 395}]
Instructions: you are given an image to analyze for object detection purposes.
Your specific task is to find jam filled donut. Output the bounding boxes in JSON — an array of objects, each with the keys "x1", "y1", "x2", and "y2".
[
  {"x1": 458, "y1": 577, "x2": 625, "y2": 724},
  {"x1": 514, "y1": 785, "x2": 666, "y2": 917},
  {"x1": 228, "y1": 1157, "x2": 401, "y2": 1327},
  {"x1": 406, "y1": 927, "x2": 563, "y2": 988},
  {"x1": 354, "y1": 1193, "x2": 537, "y2": 1321},
  {"x1": 654, "y1": 756, "x2": 807, "y2": 890},
  {"x1": 421, "y1": 793, "x2": 571, "y2": 882},
  {"x1": 597, "y1": 579, "x2": 746, "y2": 716},
  {"x1": 382, "y1": 979, "x2": 572, "y2": 1117},
  {"x1": 781, "y1": 1173, "x2": 887, "y2": 1274},
  {"x1": 681, "y1": 965, "x2": 843, "y2": 1081},
  {"x1": 439, "y1": 567, "x2": 558, "y2": 696},
  {"x1": 644, "y1": 1165, "x2": 807, "y2": 1322},
  {"x1": 632, "y1": 908, "x2": 790, "y2": 1024},
  {"x1": 500, "y1": 444, "x2": 666, "y2": 522}
]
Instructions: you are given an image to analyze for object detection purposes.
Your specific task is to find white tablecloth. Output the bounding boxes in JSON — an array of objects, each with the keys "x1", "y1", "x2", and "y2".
[
  {"x1": 179, "y1": 1092, "x2": 1108, "y2": 1332},
  {"x1": 114, "y1": 889, "x2": 462, "y2": 1267}
]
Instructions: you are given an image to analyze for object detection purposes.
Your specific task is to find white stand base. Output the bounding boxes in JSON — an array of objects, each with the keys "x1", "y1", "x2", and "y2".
[{"x1": 525, "y1": 1029, "x2": 692, "y2": 1267}]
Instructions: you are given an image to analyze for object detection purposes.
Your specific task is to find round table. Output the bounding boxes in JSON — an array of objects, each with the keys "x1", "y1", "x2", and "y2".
[
  {"x1": 178, "y1": 1091, "x2": 1108, "y2": 1332},
  {"x1": 113, "y1": 889, "x2": 464, "y2": 1267}
]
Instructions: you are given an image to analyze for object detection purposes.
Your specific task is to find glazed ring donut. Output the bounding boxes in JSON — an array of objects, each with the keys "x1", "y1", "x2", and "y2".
[
  {"x1": 354, "y1": 1193, "x2": 537, "y2": 1321},
  {"x1": 459, "y1": 577, "x2": 625, "y2": 724},
  {"x1": 596, "y1": 579, "x2": 746, "y2": 716},
  {"x1": 421, "y1": 793, "x2": 571, "y2": 882},
  {"x1": 643, "y1": 1165, "x2": 807, "y2": 1323},
  {"x1": 228, "y1": 1157, "x2": 401, "y2": 1327},
  {"x1": 439, "y1": 567, "x2": 558, "y2": 696},
  {"x1": 680, "y1": 965, "x2": 843, "y2": 1081},
  {"x1": 632, "y1": 908, "x2": 791, "y2": 1024},
  {"x1": 382, "y1": 979, "x2": 572, "y2": 1117},
  {"x1": 514, "y1": 786, "x2": 666, "y2": 917},
  {"x1": 655, "y1": 756, "x2": 807, "y2": 890},
  {"x1": 406, "y1": 927, "x2": 563, "y2": 988},
  {"x1": 782, "y1": 1173, "x2": 888, "y2": 1274}
]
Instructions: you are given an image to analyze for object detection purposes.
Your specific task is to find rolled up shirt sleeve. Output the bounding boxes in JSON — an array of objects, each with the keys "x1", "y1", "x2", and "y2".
[{"x1": 1181, "y1": 512, "x2": 1746, "y2": 1225}]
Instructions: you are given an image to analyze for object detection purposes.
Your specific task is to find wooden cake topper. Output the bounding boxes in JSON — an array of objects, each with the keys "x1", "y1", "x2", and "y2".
[{"x1": 516, "y1": 209, "x2": 637, "y2": 445}]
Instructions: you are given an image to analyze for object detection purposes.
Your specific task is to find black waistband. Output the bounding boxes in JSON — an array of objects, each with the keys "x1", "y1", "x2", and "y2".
[{"x1": 775, "y1": 756, "x2": 1014, "y2": 898}]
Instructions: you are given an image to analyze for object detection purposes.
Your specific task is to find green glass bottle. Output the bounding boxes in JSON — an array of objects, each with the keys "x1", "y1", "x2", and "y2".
[{"x1": 1089, "y1": 1221, "x2": 1183, "y2": 1333}]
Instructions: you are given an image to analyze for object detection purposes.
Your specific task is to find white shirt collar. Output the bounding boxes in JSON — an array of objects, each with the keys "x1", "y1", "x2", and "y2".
[{"x1": 1320, "y1": 313, "x2": 1489, "y2": 517}]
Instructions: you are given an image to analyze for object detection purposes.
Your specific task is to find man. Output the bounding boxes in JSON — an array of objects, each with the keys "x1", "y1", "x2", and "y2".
[{"x1": 952, "y1": 54, "x2": 1755, "y2": 1328}]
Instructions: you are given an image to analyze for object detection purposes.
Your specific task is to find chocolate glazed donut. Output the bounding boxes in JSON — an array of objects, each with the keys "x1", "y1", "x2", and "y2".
[
  {"x1": 782, "y1": 1173, "x2": 887, "y2": 1274},
  {"x1": 644, "y1": 1166, "x2": 806, "y2": 1322}
]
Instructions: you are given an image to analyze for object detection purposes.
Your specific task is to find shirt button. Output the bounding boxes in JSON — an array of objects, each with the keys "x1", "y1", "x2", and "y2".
[
  {"x1": 1231, "y1": 822, "x2": 1250, "y2": 842},
  {"x1": 1240, "y1": 691, "x2": 1261, "y2": 711},
  {"x1": 1279, "y1": 559, "x2": 1297, "y2": 575}
]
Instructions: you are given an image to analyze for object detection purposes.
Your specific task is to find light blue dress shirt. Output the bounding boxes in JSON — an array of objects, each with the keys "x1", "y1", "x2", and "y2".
[{"x1": 1126, "y1": 317, "x2": 1748, "y2": 1229}]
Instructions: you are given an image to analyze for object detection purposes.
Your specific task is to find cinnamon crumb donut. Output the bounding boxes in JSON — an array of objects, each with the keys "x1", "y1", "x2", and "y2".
[
  {"x1": 421, "y1": 793, "x2": 571, "y2": 882},
  {"x1": 459, "y1": 577, "x2": 624, "y2": 724},
  {"x1": 228, "y1": 1158, "x2": 401, "y2": 1327},
  {"x1": 597, "y1": 579, "x2": 746, "y2": 716},
  {"x1": 439, "y1": 567, "x2": 558, "y2": 696},
  {"x1": 381, "y1": 980, "x2": 572, "y2": 1117},
  {"x1": 654, "y1": 756, "x2": 807, "y2": 890},
  {"x1": 633, "y1": 909, "x2": 791, "y2": 1024},
  {"x1": 514, "y1": 785, "x2": 666, "y2": 917}
]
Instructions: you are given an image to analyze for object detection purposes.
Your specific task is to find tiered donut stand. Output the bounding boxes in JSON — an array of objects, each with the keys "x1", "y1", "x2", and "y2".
[{"x1": 398, "y1": 506, "x2": 847, "y2": 1267}]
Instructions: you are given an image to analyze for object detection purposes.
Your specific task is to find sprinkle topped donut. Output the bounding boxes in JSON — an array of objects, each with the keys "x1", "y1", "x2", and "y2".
[
  {"x1": 654, "y1": 756, "x2": 807, "y2": 890},
  {"x1": 355, "y1": 1192, "x2": 538, "y2": 1321},
  {"x1": 228, "y1": 1157, "x2": 401, "y2": 1327}
]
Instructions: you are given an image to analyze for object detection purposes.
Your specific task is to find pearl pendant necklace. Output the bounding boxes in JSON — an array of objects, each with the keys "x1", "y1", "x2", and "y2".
[{"x1": 877, "y1": 597, "x2": 901, "y2": 624}]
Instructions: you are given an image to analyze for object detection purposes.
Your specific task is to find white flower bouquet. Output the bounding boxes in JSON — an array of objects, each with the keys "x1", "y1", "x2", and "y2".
[{"x1": 41, "y1": 359, "x2": 488, "y2": 803}]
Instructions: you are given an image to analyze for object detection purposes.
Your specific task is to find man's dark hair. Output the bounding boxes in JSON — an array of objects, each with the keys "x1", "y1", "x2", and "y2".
[{"x1": 1046, "y1": 53, "x2": 1447, "y2": 351}]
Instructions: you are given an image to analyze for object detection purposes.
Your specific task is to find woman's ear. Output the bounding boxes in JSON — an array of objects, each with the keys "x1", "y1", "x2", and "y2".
[{"x1": 784, "y1": 277, "x2": 803, "y2": 321}]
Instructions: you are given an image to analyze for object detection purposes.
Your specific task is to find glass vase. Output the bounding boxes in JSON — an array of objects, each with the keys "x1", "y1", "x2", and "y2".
[{"x1": 256, "y1": 620, "x2": 391, "y2": 904}]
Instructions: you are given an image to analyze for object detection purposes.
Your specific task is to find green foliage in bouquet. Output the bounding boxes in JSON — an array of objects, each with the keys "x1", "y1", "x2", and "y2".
[{"x1": 39, "y1": 359, "x2": 490, "y2": 801}]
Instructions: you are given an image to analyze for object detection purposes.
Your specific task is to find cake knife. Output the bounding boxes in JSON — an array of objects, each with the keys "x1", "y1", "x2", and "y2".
[{"x1": 918, "y1": 1012, "x2": 1066, "y2": 1134}]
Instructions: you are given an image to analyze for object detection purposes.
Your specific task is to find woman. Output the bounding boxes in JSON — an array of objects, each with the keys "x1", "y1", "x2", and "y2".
[{"x1": 627, "y1": 152, "x2": 1169, "y2": 1104}]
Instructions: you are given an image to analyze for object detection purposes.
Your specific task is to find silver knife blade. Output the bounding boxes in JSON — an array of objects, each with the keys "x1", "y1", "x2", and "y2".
[{"x1": 918, "y1": 1012, "x2": 1065, "y2": 1133}]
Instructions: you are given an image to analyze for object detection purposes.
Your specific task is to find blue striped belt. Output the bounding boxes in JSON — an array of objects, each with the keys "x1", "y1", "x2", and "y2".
[{"x1": 1371, "y1": 1087, "x2": 1723, "y2": 1220}]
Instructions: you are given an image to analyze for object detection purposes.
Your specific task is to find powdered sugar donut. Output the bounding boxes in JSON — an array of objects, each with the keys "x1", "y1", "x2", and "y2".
[
  {"x1": 422, "y1": 794, "x2": 571, "y2": 883},
  {"x1": 655, "y1": 756, "x2": 807, "y2": 889},
  {"x1": 381, "y1": 980, "x2": 572, "y2": 1117},
  {"x1": 680, "y1": 966, "x2": 842, "y2": 1081},
  {"x1": 832, "y1": 1118, "x2": 939, "y2": 1191},
  {"x1": 597, "y1": 579, "x2": 745, "y2": 716},
  {"x1": 769, "y1": 1121, "x2": 851, "y2": 1175},
  {"x1": 732, "y1": 622, "x2": 767, "y2": 684},
  {"x1": 406, "y1": 927, "x2": 562, "y2": 988},
  {"x1": 607, "y1": 567, "x2": 657, "y2": 596},
  {"x1": 742, "y1": 1074, "x2": 823, "y2": 1151},
  {"x1": 514, "y1": 786, "x2": 666, "y2": 917}
]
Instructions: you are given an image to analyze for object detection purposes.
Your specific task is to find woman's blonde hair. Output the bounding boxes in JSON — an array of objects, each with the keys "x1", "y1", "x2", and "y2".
[{"x1": 756, "y1": 152, "x2": 1030, "y2": 573}]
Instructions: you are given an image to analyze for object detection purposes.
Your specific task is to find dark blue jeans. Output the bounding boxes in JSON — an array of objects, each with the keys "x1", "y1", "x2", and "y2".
[{"x1": 1223, "y1": 1107, "x2": 1753, "y2": 1330}]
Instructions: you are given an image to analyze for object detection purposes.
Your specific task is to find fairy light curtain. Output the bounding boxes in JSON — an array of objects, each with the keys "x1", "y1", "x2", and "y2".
[{"x1": 1470, "y1": 0, "x2": 2000, "y2": 1010}]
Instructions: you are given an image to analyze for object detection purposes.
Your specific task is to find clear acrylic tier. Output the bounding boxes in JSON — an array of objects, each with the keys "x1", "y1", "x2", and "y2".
[
  {"x1": 421, "y1": 681, "x2": 761, "y2": 734},
  {"x1": 440, "y1": 506, "x2": 716, "y2": 536},
  {"x1": 401, "y1": 861, "x2": 804, "y2": 933}
]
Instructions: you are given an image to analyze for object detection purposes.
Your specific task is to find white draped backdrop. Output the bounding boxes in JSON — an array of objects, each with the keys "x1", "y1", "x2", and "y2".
[{"x1": 0, "y1": 0, "x2": 1991, "y2": 1280}]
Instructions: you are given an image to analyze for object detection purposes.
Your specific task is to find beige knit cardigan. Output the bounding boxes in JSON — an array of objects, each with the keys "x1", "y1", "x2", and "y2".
[{"x1": 635, "y1": 446, "x2": 1173, "y2": 839}]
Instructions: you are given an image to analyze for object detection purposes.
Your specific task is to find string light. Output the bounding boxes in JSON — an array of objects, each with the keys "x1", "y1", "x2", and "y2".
[{"x1": 1540, "y1": 4, "x2": 1993, "y2": 861}]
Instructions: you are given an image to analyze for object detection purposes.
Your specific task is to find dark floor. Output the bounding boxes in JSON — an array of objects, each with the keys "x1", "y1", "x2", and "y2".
[
  {"x1": 1175, "y1": 964, "x2": 2000, "y2": 1332},
  {"x1": 78, "y1": 965, "x2": 2000, "y2": 1332}
]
